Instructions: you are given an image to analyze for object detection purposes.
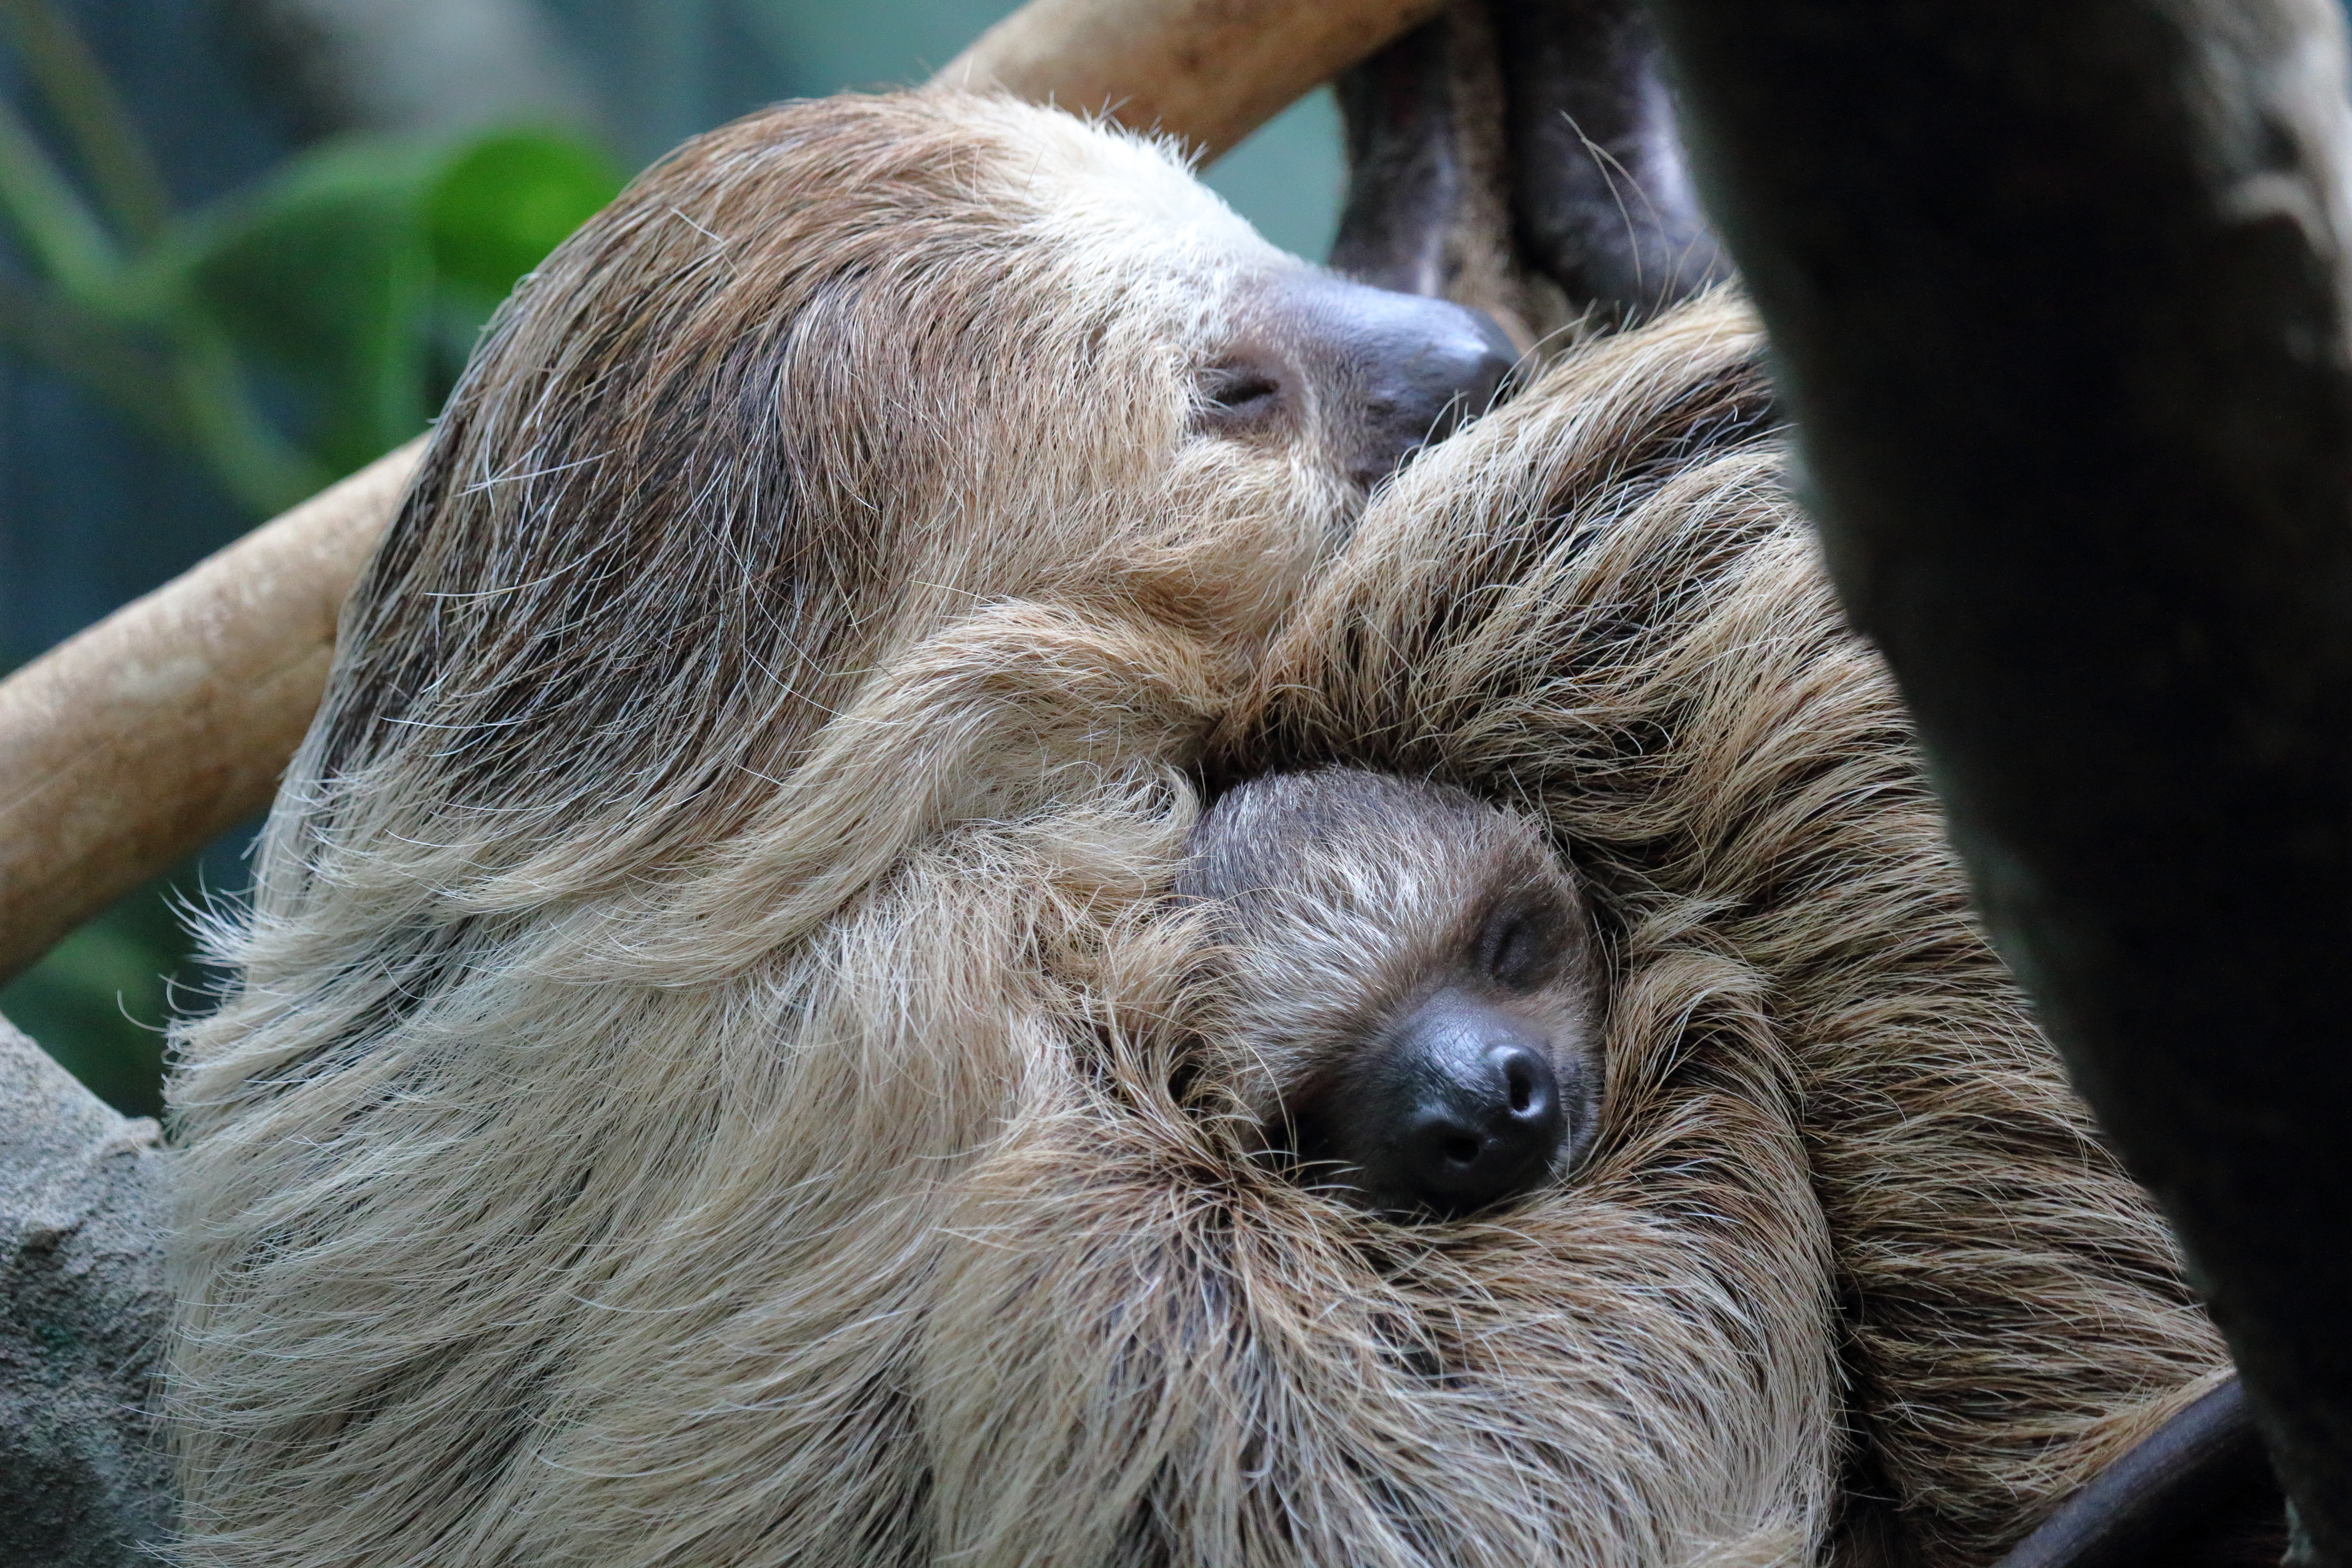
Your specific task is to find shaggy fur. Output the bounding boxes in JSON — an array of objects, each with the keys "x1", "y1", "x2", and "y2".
[
  {"x1": 166, "y1": 91, "x2": 2222, "y2": 1568},
  {"x1": 1211, "y1": 291, "x2": 2233, "y2": 1564},
  {"x1": 166, "y1": 91, "x2": 1346, "y2": 1565},
  {"x1": 168, "y1": 95, "x2": 1834, "y2": 1568},
  {"x1": 1171, "y1": 767, "x2": 1604, "y2": 1204}
]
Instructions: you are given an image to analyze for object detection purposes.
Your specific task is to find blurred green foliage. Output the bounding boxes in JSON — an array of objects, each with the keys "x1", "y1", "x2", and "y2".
[
  {"x1": 1, "y1": 863, "x2": 190, "y2": 1120},
  {"x1": 0, "y1": 0, "x2": 624, "y2": 1114},
  {"x1": 3, "y1": 111, "x2": 622, "y2": 502},
  {"x1": 428, "y1": 132, "x2": 624, "y2": 300}
]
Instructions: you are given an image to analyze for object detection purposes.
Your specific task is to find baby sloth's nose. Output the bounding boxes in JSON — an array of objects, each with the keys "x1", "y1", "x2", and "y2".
[{"x1": 1351, "y1": 994, "x2": 1566, "y2": 1218}]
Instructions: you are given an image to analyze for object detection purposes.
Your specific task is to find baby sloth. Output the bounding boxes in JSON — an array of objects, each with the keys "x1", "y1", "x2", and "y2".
[{"x1": 1177, "y1": 768, "x2": 1602, "y2": 1219}]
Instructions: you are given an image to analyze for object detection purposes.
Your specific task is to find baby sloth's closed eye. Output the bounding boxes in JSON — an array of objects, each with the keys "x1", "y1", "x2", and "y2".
[{"x1": 1176, "y1": 767, "x2": 1602, "y2": 1219}]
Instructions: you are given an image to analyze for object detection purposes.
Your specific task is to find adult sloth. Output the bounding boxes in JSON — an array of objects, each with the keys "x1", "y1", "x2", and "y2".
[
  {"x1": 165, "y1": 92, "x2": 1829, "y2": 1568},
  {"x1": 164, "y1": 88, "x2": 2222, "y2": 1568}
]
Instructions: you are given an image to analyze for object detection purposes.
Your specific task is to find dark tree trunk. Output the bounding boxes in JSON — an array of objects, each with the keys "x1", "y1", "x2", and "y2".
[{"x1": 1644, "y1": 1, "x2": 2352, "y2": 1560}]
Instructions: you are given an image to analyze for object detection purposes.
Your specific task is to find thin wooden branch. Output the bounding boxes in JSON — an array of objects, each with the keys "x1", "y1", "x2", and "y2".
[
  {"x1": 1647, "y1": 0, "x2": 2352, "y2": 1557},
  {"x1": 936, "y1": 0, "x2": 1442, "y2": 161},
  {"x1": 0, "y1": 441, "x2": 416, "y2": 983}
]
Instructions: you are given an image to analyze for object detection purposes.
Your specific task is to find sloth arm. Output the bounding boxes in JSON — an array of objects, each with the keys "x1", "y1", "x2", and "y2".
[{"x1": 1215, "y1": 294, "x2": 2235, "y2": 1567}]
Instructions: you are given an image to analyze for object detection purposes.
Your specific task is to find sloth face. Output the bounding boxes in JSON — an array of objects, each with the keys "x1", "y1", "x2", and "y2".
[
  {"x1": 1188, "y1": 266, "x2": 1517, "y2": 502},
  {"x1": 332, "y1": 95, "x2": 1522, "y2": 885},
  {"x1": 1000, "y1": 103, "x2": 1518, "y2": 628},
  {"x1": 1013, "y1": 103, "x2": 1515, "y2": 511},
  {"x1": 1177, "y1": 767, "x2": 1603, "y2": 1218}
]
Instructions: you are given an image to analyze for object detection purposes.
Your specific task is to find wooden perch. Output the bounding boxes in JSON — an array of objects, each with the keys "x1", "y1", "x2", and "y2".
[
  {"x1": 1648, "y1": 0, "x2": 2352, "y2": 1556},
  {"x1": 0, "y1": 0, "x2": 1436, "y2": 986},
  {"x1": 938, "y1": 0, "x2": 1442, "y2": 161},
  {"x1": 0, "y1": 442, "x2": 416, "y2": 982}
]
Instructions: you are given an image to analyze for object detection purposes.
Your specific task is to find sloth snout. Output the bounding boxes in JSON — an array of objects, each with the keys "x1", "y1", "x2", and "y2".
[
  {"x1": 1344, "y1": 995, "x2": 1566, "y2": 1219},
  {"x1": 1219, "y1": 270, "x2": 1517, "y2": 493},
  {"x1": 1341, "y1": 292, "x2": 1517, "y2": 491}
]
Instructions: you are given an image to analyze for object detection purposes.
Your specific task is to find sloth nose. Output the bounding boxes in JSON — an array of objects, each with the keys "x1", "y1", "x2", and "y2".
[
  {"x1": 1332, "y1": 284, "x2": 1518, "y2": 491},
  {"x1": 1353, "y1": 995, "x2": 1566, "y2": 1218},
  {"x1": 1240, "y1": 270, "x2": 1517, "y2": 492}
]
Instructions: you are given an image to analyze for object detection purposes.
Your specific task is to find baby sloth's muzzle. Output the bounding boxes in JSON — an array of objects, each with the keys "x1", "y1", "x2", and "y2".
[{"x1": 1310, "y1": 989, "x2": 1571, "y2": 1219}]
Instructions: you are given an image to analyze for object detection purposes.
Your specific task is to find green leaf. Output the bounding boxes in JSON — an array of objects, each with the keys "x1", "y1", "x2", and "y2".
[
  {"x1": 179, "y1": 140, "x2": 435, "y2": 361},
  {"x1": 426, "y1": 129, "x2": 624, "y2": 301},
  {"x1": 168, "y1": 139, "x2": 438, "y2": 472}
]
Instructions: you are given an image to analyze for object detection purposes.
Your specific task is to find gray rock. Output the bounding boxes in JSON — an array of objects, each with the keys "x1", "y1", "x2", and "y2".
[{"x1": 0, "y1": 1014, "x2": 175, "y2": 1565}]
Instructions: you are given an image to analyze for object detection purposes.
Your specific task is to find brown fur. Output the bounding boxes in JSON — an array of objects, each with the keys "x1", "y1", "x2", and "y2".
[
  {"x1": 166, "y1": 95, "x2": 1831, "y2": 1568},
  {"x1": 165, "y1": 90, "x2": 2220, "y2": 1568},
  {"x1": 1171, "y1": 766, "x2": 1604, "y2": 1210},
  {"x1": 1213, "y1": 291, "x2": 2232, "y2": 1564}
]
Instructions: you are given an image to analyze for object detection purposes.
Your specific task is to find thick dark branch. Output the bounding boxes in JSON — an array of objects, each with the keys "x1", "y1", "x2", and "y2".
[
  {"x1": 1645, "y1": 0, "x2": 2352, "y2": 1558},
  {"x1": 1997, "y1": 1377, "x2": 2283, "y2": 1568}
]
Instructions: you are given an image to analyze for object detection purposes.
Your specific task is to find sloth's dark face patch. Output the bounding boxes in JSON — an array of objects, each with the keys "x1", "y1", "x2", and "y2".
[{"x1": 1191, "y1": 269, "x2": 1518, "y2": 502}]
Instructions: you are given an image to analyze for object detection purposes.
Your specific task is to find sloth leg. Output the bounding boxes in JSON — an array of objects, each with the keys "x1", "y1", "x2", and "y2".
[{"x1": 1329, "y1": 0, "x2": 1730, "y2": 354}]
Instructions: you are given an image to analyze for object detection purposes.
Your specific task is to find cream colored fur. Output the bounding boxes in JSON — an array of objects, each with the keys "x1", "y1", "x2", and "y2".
[{"x1": 167, "y1": 92, "x2": 2221, "y2": 1568}]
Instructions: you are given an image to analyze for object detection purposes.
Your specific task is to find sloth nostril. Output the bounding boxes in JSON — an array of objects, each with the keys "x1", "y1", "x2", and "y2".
[
  {"x1": 1441, "y1": 1133, "x2": 1480, "y2": 1167},
  {"x1": 1507, "y1": 1065, "x2": 1533, "y2": 1115}
]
